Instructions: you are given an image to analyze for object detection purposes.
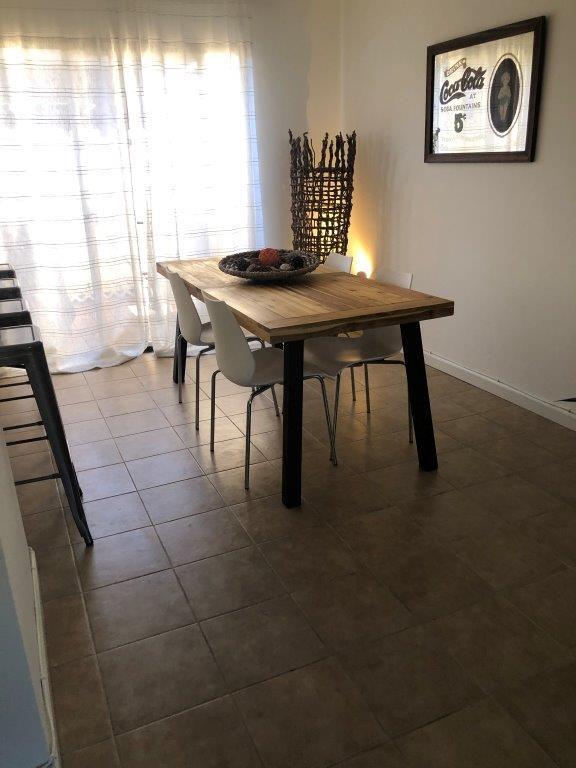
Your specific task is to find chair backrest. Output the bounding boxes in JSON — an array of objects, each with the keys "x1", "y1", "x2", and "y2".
[
  {"x1": 364, "y1": 265, "x2": 414, "y2": 349},
  {"x1": 325, "y1": 252, "x2": 353, "y2": 273},
  {"x1": 373, "y1": 265, "x2": 413, "y2": 289},
  {"x1": 204, "y1": 297, "x2": 255, "y2": 386},
  {"x1": 167, "y1": 271, "x2": 203, "y2": 344}
]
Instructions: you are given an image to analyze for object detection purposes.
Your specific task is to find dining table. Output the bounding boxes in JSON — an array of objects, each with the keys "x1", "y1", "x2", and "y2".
[{"x1": 156, "y1": 257, "x2": 454, "y2": 508}]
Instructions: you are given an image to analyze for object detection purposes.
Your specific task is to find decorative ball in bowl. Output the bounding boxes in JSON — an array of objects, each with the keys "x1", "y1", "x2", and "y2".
[{"x1": 218, "y1": 248, "x2": 320, "y2": 282}]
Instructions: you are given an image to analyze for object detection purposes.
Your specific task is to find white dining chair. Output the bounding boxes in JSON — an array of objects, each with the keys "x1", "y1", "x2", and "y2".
[
  {"x1": 204, "y1": 296, "x2": 335, "y2": 489},
  {"x1": 304, "y1": 266, "x2": 414, "y2": 463},
  {"x1": 167, "y1": 271, "x2": 262, "y2": 429},
  {"x1": 325, "y1": 251, "x2": 353, "y2": 273}
]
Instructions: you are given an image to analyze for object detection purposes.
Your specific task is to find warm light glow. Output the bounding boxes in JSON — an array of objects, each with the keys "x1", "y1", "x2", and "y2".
[{"x1": 350, "y1": 241, "x2": 374, "y2": 277}]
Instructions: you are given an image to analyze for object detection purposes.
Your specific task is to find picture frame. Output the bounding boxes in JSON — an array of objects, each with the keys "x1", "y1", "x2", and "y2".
[{"x1": 424, "y1": 16, "x2": 546, "y2": 162}]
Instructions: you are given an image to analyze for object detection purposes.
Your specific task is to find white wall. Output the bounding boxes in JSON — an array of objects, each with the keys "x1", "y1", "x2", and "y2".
[
  {"x1": 340, "y1": 0, "x2": 575, "y2": 420},
  {"x1": 250, "y1": 0, "x2": 341, "y2": 246}
]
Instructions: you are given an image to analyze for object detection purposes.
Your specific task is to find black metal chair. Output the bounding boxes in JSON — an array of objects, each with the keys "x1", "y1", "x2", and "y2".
[
  {"x1": 0, "y1": 263, "x2": 16, "y2": 279},
  {"x1": 0, "y1": 298, "x2": 31, "y2": 328},
  {"x1": 0, "y1": 278, "x2": 21, "y2": 300},
  {"x1": 0, "y1": 325, "x2": 93, "y2": 545}
]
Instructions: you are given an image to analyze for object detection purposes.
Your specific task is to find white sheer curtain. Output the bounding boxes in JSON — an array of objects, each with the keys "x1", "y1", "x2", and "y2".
[{"x1": 0, "y1": 0, "x2": 262, "y2": 371}]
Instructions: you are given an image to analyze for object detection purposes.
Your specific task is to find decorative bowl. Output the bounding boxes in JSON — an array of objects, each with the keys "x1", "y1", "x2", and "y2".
[{"x1": 218, "y1": 249, "x2": 320, "y2": 283}]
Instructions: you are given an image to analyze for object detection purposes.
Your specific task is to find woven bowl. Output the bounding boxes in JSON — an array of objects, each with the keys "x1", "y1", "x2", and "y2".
[{"x1": 218, "y1": 250, "x2": 320, "y2": 283}]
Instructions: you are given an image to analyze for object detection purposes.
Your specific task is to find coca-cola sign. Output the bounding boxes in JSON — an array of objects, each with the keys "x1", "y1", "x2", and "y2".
[{"x1": 425, "y1": 17, "x2": 546, "y2": 162}]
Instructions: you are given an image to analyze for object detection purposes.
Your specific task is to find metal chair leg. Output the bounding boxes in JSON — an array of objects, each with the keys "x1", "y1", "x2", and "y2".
[
  {"x1": 245, "y1": 392, "x2": 256, "y2": 489},
  {"x1": 177, "y1": 334, "x2": 183, "y2": 404},
  {"x1": 332, "y1": 372, "x2": 341, "y2": 461},
  {"x1": 312, "y1": 375, "x2": 337, "y2": 466},
  {"x1": 364, "y1": 363, "x2": 371, "y2": 413},
  {"x1": 350, "y1": 366, "x2": 356, "y2": 401},
  {"x1": 195, "y1": 353, "x2": 201, "y2": 430},
  {"x1": 210, "y1": 369, "x2": 220, "y2": 452},
  {"x1": 271, "y1": 385, "x2": 280, "y2": 417}
]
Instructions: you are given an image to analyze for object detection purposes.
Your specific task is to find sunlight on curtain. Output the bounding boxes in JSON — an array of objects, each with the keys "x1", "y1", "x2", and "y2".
[{"x1": 0, "y1": 0, "x2": 262, "y2": 371}]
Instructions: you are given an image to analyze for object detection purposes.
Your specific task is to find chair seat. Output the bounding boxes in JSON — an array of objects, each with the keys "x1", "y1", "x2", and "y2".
[
  {"x1": 248, "y1": 347, "x2": 327, "y2": 387},
  {"x1": 198, "y1": 321, "x2": 257, "y2": 347},
  {"x1": 305, "y1": 334, "x2": 400, "y2": 377}
]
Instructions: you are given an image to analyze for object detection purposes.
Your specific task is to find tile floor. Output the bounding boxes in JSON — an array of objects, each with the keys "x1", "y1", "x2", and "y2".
[{"x1": 3, "y1": 351, "x2": 576, "y2": 768}]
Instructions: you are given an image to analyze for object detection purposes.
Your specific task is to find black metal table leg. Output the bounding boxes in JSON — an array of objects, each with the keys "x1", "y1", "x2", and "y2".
[
  {"x1": 282, "y1": 340, "x2": 304, "y2": 507},
  {"x1": 172, "y1": 316, "x2": 187, "y2": 384},
  {"x1": 400, "y1": 322, "x2": 437, "y2": 471}
]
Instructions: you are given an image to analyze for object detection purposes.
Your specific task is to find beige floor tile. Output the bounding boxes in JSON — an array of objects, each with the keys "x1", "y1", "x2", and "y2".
[
  {"x1": 148, "y1": 385, "x2": 207, "y2": 407},
  {"x1": 44, "y1": 594, "x2": 94, "y2": 666},
  {"x1": 293, "y1": 571, "x2": 413, "y2": 650},
  {"x1": 156, "y1": 507, "x2": 250, "y2": 566},
  {"x1": 521, "y1": 420, "x2": 576, "y2": 460},
  {"x1": 56, "y1": 385, "x2": 95, "y2": 407},
  {"x1": 72, "y1": 493, "x2": 151, "y2": 541},
  {"x1": 161, "y1": 399, "x2": 222, "y2": 426},
  {"x1": 99, "y1": 624, "x2": 225, "y2": 733},
  {"x1": 207, "y1": 461, "x2": 281, "y2": 505},
  {"x1": 64, "y1": 418, "x2": 112, "y2": 446},
  {"x1": 77, "y1": 463, "x2": 135, "y2": 501},
  {"x1": 86, "y1": 570, "x2": 193, "y2": 651},
  {"x1": 116, "y1": 696, "x2": 261, "y2": 768},
  {"x1": 399, "y1": 489, "x2": 501, "y2": 543},
  {"x1": 341, "y1": 623, "x2": 482, "y2": 737},
  {"x1": 62, "y1": 739, "x2": 120, "y2": 768},
  {"x1": 115, "y1": 426, "x2": 184, "y2": 461},
  {"x1": 397, "y1": 698, "x2": 555, "y2": 768},
  {"x1": 97, "y1": 392, "x2": 157, "y2": 418},
  {"x1": 260, "y1": 526, "x2": 358, "y2": 591},
  {"x1": 335, "y1": 744, "x2": 408, "y2": 768},
  {"x1": 36, "y1": 545, "x2": 80, "y2": 601},
  {"x1": 23, "y1": 508, "x2": 69, "y2": 551},
  {"x1": 506, "y1": 569, "x2": 576, "y2": 647},
  {"x1": 191, "y1": 437, "x2": 266, "y2": 474},
  {"x1": 437, "y1": 447, "x2": 509, "y2": 488},
  {"x1": 51, "y1": 655, "x2": 111, "y2": 753},
  {"x1": 174, "y1": 416, "x2": 243, "y2": 447},
  {"x1": 451, "y1": 388, "x2": 507, "y2": 414},
  {"x1": 6, "y1": 424, "x2": 47, "y2": 457},
  {"x1": 10, "y1": 449, "x2": 54, "y2": 482},
  {"x1": 519, "y1": 461, "x2": 576, "y2": 505},
  {"x1": 176, "y1": 546, "x2": 285, "y2": 620},
  {"x1": 69, "y1": 439, "x2": 122, "y2": 471},
  {"x1": 106, "y1": 408, "x2": 169, "y2": 438},
  {"x1": 303, "y1": 472, "x2": 387, "y2": 522},
  {"x1": 495, "y1": 661, "x2": 576, "y2": 768},
  {"x1": 16, "y1": 477, "x2": 61, "y2": 514},
  {"x1": 125, "y1": 448, "x2": 202, "y2": 490},
  {"x1": 229, "y1": 407, "x2": 282, "y2": 436},
  {"x1": 439, "y1": 414, "x2": 513, "y2": 445},
  {"x1": 51, "y1": 372, "x2": 87, "y2": 390},
  {"x1": 439, "y1": 597, "x2": 571, "y2": 692},
  {"x1": 483, "y1": 403, "x2": 551, "y2": 434},
  {"x1": 84, "y1": 364, "x2": 136, "y2": 384},
  {"x1": 139, "y1": 476, "x2": 225, "y2": 524},
  {"x1": 474, "y1": 435, "x2": 558, "y2": 472},
  {"x1": 231, "y1": 494, "x2": 322, "y2": 543},
  {"x1": 74, "y1": 528, "x2": 169, "y2": 590},
  {"x1": 462, "y1": 475, "x2": 570, "y2": 523},
  {"x1": 202, "y1": 595, "x2": 326, "y2": 689},
  {"x1": 334, "y1": 507, "x2": 431, "y2": 577},
  {"x1": 136, "y1": 372, "x2": 180, "y2": 391},
  {"x1": 450, "y1": 523, "x2": 567, "y2": 590},
  {"x1": 250, "y1": 427, "x2": 323, "y2": 460},
  {"x1": 365, "y1": 461, "x2": 452, "y2": 503},
  {"x1": 234, "y1": 658, "x2": 385, "y2": 768},
  {"x1": 382, "y1": 544, "x2": 492, "y2": 621},
  {"x1": 89, "y1": 377, "x2": 144, "y2": 400},
  {"x1": 524, "y1": 507, "x2": 576, "y2": 565},
  {"x1": 60, "y1": 401, "x2": 102, "y2": 425}
]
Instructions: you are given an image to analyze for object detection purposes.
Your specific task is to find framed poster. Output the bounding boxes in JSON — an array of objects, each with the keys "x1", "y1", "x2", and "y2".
[{"x1": 425, "y1": 17, "x2": 546, "y2": 162}]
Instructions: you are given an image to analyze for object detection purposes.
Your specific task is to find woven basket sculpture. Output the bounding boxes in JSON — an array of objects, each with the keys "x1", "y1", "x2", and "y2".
[
  {"x1": 218, "y1": 249, "x2": 320, "y2": 283},
  {"x1": 289, "y1": 130, "x2": 356, "y2": 263}
]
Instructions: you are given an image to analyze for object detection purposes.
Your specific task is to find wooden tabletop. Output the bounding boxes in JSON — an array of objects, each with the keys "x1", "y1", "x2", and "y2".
[{"x1": 157, "y1": 258, "x2": 454, "y2": 344}]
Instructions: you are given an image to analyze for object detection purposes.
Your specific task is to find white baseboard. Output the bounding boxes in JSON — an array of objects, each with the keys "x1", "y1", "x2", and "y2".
[{"x1": 424, "y1": 351, "x2": 576, "y2": 432}]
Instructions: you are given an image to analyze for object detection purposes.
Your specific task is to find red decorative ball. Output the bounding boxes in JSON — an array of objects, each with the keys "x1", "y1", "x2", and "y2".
[{"x1": 259, "y1": 247, "x2": 281, "y2": 267}]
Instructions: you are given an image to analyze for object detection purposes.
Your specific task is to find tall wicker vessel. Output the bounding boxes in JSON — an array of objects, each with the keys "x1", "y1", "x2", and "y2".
[{"x1": 288, "y1": 130, "x2": 356, "y2": 262}]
